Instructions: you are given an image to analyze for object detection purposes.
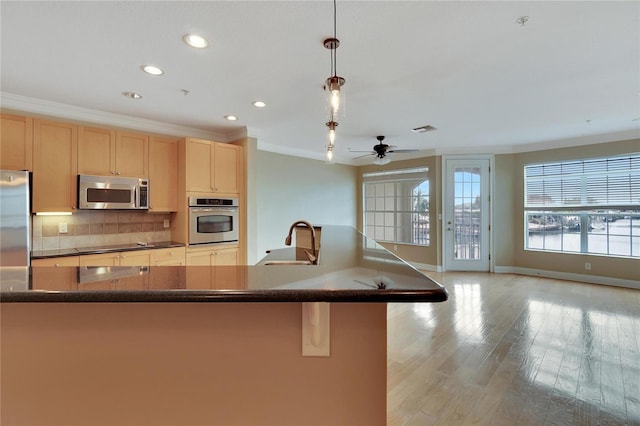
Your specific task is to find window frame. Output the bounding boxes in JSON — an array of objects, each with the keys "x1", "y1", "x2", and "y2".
[
  {"x1": 362, "y1": 167, "x2": 430, "y2": 246},
  {"x1": 523, "y1": 153, "x2": 640, "y2": 258}
]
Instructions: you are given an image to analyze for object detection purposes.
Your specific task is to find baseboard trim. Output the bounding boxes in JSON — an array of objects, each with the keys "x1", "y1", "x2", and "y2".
[
  {"x1": 495, "y1": 266, "x2": 640, "y2": 290},
  {"x1": 410, "y1": 262, "x2": 442, "y2": 272}
]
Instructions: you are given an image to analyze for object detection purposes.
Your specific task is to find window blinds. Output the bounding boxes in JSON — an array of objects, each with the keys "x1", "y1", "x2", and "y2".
[{"x1": 524, "y1": 153, "x2": 640, "y2": 208}]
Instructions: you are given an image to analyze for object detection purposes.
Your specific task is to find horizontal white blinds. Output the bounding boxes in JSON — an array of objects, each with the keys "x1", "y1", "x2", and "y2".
[{"x1": 524, "y1": 153, "x2": 640, "y2": 208}]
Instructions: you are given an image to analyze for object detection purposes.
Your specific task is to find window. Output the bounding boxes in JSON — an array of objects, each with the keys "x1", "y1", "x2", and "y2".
[
  {"x1": 363, "y1": 167, "x2": 429, "y2": 246},
  {"x1": 524, "y1": 153, "x2": 640, "y2": 258}
]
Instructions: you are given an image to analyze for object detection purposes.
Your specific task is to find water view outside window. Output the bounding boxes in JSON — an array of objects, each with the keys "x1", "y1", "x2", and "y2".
[
  {"x1": 363, "y1": 167, "x2": 429, "y2": 246},
  {"x1": 524, "y1": 154, "x2": 640, "y2": 258}
]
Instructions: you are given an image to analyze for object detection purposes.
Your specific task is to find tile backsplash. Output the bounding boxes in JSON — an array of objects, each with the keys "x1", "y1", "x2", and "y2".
[{"x1": 32, "y1": 211, "x2": 172, "y2": 251}]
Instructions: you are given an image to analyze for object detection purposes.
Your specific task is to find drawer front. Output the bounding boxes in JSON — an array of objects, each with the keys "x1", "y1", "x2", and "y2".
[{"x1": 151, "y1": 247, "x2": 186, "y2": 264}]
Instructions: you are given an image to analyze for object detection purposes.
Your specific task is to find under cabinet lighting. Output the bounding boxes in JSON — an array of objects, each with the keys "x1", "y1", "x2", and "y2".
[{"x1": 35, "y1": 212, "x2": 72, "y2": 216}]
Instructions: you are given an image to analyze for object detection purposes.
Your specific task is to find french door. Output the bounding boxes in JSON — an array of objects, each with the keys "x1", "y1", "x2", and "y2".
[{"x1": 443, "y1": 157, "x2": 492, "y2": 271}]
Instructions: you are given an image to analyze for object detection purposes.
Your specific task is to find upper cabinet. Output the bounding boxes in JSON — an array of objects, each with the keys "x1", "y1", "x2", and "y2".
[
  {"x1": 78, "y1": 127, "x2": 148, "y2": 178},
  {"x1": 32, "y1": 119, "x2": 78, "y2": 212},
  {"x1": 0, "y1": 113, "x2": 33, "y2": 171},
  {"x1": 184, "y1": 138, "x2": 241, "y2": 195},
  {"x1": 149, "y1": 136, "x2": 179, "y2": 212}
]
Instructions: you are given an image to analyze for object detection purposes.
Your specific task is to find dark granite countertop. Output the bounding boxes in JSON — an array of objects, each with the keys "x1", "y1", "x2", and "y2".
[
  {"x1": 31, "y1": 241, "x2": 185, "y2": 259},
  {"x1": 3, "y1": 226, "x2": 447, "y2": 303}
]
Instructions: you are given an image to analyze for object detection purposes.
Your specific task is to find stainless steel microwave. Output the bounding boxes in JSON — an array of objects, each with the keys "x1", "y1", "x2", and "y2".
[
  {"x1": 78, "y1": 175, "x2": 149, "y2": 210},
  {"x1": 189, "y1": 197, "x2": 239, "y2": 245}
]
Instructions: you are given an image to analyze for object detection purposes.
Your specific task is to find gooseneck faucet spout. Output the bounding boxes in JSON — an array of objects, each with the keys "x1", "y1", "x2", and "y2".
[{"x1": 285, "y1": 220, "x2": 318, "y2": 265}]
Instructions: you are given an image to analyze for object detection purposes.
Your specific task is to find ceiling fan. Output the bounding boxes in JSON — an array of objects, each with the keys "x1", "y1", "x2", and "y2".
[{"x1": 351, "y1": 136, "x2": 419, "y2": 164}]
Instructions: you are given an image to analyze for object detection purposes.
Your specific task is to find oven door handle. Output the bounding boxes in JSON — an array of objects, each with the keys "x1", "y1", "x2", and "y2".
[{"x1": 190, "y1": 207, "x2": 238, "y2": 213}]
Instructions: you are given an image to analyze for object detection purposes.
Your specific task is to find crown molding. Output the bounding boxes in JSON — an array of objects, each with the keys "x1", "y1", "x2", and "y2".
[{"x1": 0, "y1": 92, "x2": 240, "y2": 141}]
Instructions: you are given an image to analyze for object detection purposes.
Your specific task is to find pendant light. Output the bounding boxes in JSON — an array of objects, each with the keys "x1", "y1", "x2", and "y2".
[{"x1": 323, "y1": 0, "x2": 345, "y2": 163}]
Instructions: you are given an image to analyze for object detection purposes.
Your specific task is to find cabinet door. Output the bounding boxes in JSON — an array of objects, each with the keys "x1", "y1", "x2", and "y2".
[
  {"x1": 79, "y1": 253, "x2": 121, "y2": 266},
  {"x1": 185, "y1": 250, "x2": 213, "y2": 289},
  {"x1": 119, "y1": 251, "x2": 151, "y2": 266},
  {"x1": 33, "y1": 119, "x2": 78, "y2": 212},
  {"x1": 116, "y1": 132, "x2": 148, "y2": 178},
  {"x1": 212, "y1": 247, "x2": 243, "y2": 289},
  {"x1": 78, "y1": 126, "x2": 116, "y2": 176},
  {"x1": 213, "y1": 143, "x2": 241, "y2": 194},
  {"x1": 0, "y1": 113, "x2": 32, "y2": 171},
  {"x1": 185, "y1": 138, "x2": 213, "y2": 192},
  {"x1": 149, "y1": 136, "x2": 178, "y2": 212}
]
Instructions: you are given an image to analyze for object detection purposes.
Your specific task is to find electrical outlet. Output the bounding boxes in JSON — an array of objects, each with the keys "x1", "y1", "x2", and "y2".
[
  {"x1": 58, "y1": 223, "x2": 68, "y2": 234},
  {"x1": 163, "y1": 219, "x2": 170, "y2": 229},
  {"x1": 393, "y1": 245, "x2": 398, "y2": 252},
  {"x1": 584, "y1": 262, "x2": 591, "y2": 271}
]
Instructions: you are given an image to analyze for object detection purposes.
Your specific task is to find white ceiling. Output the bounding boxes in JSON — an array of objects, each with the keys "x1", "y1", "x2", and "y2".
[{"x1": 1, "y1": 1, "x2": 639, "y2": 165}]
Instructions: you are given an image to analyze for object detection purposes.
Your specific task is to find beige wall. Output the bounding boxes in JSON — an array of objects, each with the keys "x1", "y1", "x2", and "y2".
[
  {"x1": 509, "y1": 138, "x2": 640, "y2": 281},
  {"x1": 256, "y1": 151, "x2": 357, "y2": 262},
  {"x1": 1, "y1": 303, "x2": 387, "y2": 426},
  {"x1": 352, "y1": 138, "x2": 639, "y2": 282}
]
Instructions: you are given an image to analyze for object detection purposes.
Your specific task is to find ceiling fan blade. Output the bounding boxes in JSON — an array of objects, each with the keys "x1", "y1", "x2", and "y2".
[
  {"x1": 353, "y1": 153, "x2": 375, "y2": 159},
  {"x1": 348, "y1": 150, "x2": 375, "y2": 153},
  {"x1": 387, "y1": 149, "x2": 419, "y2": 153}
]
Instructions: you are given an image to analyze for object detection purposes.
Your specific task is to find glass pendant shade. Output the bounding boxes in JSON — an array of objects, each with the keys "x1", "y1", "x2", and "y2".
[
  {"x1": 326, "y1": 120, "x2": 338, "y2": 146},
  {"x1": 326, "y1": 145, "x2": 334, "y2": 162}
]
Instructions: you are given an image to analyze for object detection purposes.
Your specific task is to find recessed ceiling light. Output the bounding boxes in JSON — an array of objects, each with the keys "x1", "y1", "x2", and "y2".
[
  {"x1": 224, "y1": 115, "x2": 238, "y2": 121},
  {"x1": 141, "y1": 65, "x2": 164, "y2": 76},
  {"x1": 122, "y1": 91, "x2": 142, "y2": 99},
  {"x1": 252, "y1": 101, "x2": 266, "y2": 108},
  {"x1": 183, "y1": 34, "x2": 208, "y2": 48}
]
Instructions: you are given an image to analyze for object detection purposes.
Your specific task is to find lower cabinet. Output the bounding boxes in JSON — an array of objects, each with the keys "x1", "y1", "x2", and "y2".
[
  {"x1": 151, "y1": 247, "x2": 186, "y2": 266},
  {"x1": 31, "y1": 256, "x2": 80, "y2": 290},
  {"x1": 185, "y1": 245, "x2": 244, "y2": 289}
]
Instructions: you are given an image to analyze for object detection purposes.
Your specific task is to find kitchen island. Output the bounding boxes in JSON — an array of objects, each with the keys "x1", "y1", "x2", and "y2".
[{"x1": 1, "y1": 226, "x2": 447, "y2": 426}]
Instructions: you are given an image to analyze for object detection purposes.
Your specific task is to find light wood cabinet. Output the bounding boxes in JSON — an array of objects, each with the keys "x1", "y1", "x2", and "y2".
[
  {"x1": 151, "y1": 247, "x2": 185, "y2": 266},
  {"x1": 185, "y1": 138, "x2": 241, "y2": 194},
  {"x1": 77, "y1": 126, "x2": 116, "y2": 176},
  {"x1": 0, "y1": 113, "x2": 33, "y2": 171},
  {"x1": 149, "y1": 136, "x2": 179, "y2": 212},
  {"x1": 117, "y1": 132, "x2": 148, "y2": 178},
  {"x1": 78, "y1": 127, "x2": 148, "y2": 178},
  {"x1": 186, "y1": 245, "x2": 243, "y2": 289},
  {"x1": 31, "y1": 256, "x2": 80, "y2": 290},
  {"x1": 32, "y1": 119, "x2": 78, "y2": 213},
  {"x1": 79, "y1": 250, "x2": 151, "y2": 266}
]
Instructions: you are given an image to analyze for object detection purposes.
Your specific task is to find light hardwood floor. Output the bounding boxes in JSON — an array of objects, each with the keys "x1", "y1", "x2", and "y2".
[{"x1": 387, "y1": 272, "x2": 640, "y2": 426}]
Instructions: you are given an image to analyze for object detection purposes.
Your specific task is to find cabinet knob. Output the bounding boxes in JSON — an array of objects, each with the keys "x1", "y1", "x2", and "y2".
[
  {"x1": 116, "y1": 172, "x2": 121, "y2": 176},
  {"x1": 54, "y1": 263, "x2": 60, "y2": 267}
]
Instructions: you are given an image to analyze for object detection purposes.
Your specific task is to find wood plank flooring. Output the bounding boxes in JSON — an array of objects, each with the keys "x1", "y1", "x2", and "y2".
[{"x1": 387, "y1": 272, "x2": 640, "y2": 426}]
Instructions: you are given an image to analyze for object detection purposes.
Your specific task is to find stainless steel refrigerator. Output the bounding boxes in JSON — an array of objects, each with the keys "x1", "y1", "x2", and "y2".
[{"x1": 1, "y1": 169, "x2": 30, "y2": 290}]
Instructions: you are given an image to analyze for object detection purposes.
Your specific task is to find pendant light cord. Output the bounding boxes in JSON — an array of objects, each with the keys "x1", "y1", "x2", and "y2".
[{"x1": 332, "y1": 0, "x2": 337, "y2": 77}]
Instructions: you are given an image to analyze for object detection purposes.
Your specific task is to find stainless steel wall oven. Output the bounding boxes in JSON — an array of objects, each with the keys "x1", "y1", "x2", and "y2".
[{"x1": 188, "y1": 197, "x2": 239, "y2": 245}]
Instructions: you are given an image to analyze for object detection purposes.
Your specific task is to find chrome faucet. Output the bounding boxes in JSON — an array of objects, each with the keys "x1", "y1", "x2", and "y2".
[{"x1": 285, "y1": 220, "x2": 318, "y2": 265}]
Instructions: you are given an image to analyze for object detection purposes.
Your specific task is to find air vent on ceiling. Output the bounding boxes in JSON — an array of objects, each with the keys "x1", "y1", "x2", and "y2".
[{"x1": 411, "y1": 125, "x2": 437, "y2": 133}]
